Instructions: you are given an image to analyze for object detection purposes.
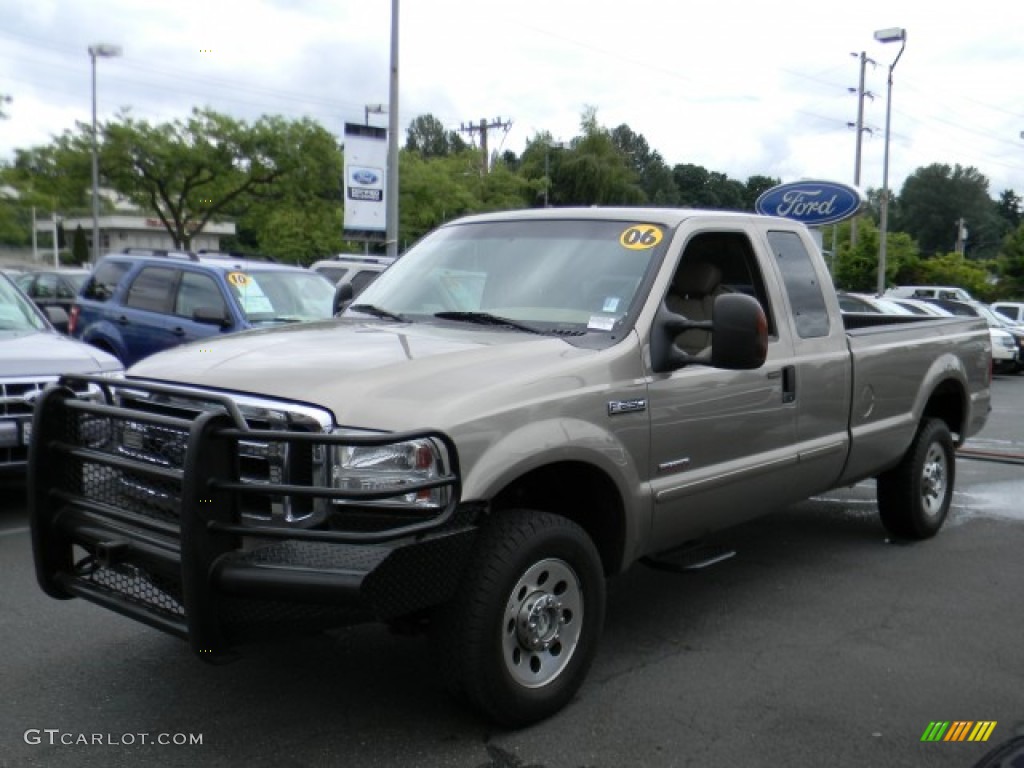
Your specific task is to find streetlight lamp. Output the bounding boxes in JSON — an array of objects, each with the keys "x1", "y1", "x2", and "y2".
[
  {"x1": 88, "y1": 42, "x2": 122, "y2": 264},
  {"x1": 874, "y1": 26, "x2": 906, "y2": 296}
]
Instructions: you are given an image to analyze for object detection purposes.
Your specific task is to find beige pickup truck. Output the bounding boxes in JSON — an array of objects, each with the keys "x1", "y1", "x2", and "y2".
[{"x1": 30, "y1": 208, "x2": 991, "y2": 726}]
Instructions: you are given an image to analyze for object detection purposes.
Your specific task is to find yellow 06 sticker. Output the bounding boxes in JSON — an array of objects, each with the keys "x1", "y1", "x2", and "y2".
[
  {"x1": 227, "y1": 272, "x2": 251, "y2": 287},
  {"x1": 619, "y1": 225, "x2": 663, "y2": 250}
]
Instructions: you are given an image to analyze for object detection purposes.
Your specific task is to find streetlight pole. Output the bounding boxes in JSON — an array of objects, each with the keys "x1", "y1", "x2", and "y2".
[
  {"x1": 874, "y1": 27, "x2": 906, "y2": 297},
  {"x1": 88, "y1": 43, "x2": 122, "y2": 264},
  {"x1": 385, "y1": 0, "x2": 399, "y2": 259}
]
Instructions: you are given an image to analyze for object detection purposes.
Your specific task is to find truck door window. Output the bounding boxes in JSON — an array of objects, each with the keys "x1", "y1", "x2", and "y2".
[
  {"x1": 675, "y1": 231, "x2": 777, "y2": 338},
  {"x1": 766, "y1": 230, "x2": 830, "y2": 338}
]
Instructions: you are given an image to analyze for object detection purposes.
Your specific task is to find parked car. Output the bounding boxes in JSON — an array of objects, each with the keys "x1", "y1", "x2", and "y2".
[
  {"x1": 310, "y1": 255, "x2": 395, "y2": 297},
  {"x1": 925, "y1": 298, "x2": 1022, "y2": 373},
  {"x1": 886, "y1": 297, "x2": 954, "y2": 316},
  {"x1": 70, "y1": 248, "x2": 336, "y2": 367},
  {"x1": 836, "y1": 292, "x2": 914, "y2": 315},
  {"x1": 885, "y1": 285, "x2": 974, "y2": 302},
  {"x1": 14, "y1": 267, "x2": 91, "y2": 319},
  {"x1": 0, "y1": 271, "x2": 122, "y2": 477},
  {"x1": 991, "y1": 301, "x2": 1024, "y2": 326}
]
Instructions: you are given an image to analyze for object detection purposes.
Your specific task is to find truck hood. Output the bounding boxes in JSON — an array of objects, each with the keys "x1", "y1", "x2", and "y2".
[
  {"x1": 0, "y1": 330, "x2": 122, "y2": 377},
  {"x1": 127, "y1": 320, "x2": 600, "y2": 430}
]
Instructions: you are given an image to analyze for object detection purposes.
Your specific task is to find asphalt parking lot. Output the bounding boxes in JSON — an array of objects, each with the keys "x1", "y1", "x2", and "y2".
[{"x1": 1, "y1": 375, "x2": 1022, "y2": 768}]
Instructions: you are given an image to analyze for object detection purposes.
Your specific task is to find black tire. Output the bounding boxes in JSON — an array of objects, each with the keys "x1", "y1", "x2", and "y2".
[
  {"x1": 433, "y1": 509, "x2": 605, "y2": 727},
  {"x1": 876, "y1": 418, "x2": 955, "y2": 539}
]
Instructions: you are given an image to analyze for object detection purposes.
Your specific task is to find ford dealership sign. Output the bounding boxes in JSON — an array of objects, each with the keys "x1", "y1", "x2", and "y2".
[{"x1": 755, "y1": 180, "x2": 863, "y2": 226}]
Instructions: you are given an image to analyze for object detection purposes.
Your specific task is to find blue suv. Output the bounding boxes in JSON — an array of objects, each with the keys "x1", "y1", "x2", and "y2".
[{"x1": 70, "y1": 249, "x2": 335, "y2": 367}]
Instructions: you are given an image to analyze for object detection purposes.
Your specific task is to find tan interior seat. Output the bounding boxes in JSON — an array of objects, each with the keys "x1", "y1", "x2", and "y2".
[{"x1": 666, "y1": 262, "x2": 725, "y2": 355}]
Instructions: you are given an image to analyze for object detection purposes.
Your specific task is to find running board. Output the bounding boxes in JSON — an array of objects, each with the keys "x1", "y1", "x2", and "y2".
[{"x1": 641, "y1": 543, "x2": 736, "y2": 573}]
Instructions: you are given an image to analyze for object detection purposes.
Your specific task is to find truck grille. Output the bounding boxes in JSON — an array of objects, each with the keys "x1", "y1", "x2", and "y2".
[
  {"x1": 110, "y1": 387, "x2": 330, "y2": 525},
  {"x1": 0, "y1": 377, "x2": 91, "y2": 469}
]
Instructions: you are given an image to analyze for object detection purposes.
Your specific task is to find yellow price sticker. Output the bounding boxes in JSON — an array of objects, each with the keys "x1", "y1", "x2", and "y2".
[
  {"x1": 619, "y1": 225, "x2": 663, "y2": 250},
  {"x1": 227, "y1": 272, "x2": 251, "y2": 287}
]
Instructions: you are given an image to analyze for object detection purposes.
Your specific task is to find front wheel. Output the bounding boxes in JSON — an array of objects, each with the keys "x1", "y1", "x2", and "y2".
[
  {"x1": 434, "y1": 510, "x2": 605, "y2": 727},
  {"x1": 876, "y1": 418, "x2": 955, "y2": 539}
]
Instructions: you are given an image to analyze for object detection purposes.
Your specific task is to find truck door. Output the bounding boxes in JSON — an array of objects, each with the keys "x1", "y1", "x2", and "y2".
[
  {"x1": 761, "y1": 228, "x2": 852, "y2": 498},
  {"x1": 647, "y1": 228, "x2": 800, "y2": 546}
]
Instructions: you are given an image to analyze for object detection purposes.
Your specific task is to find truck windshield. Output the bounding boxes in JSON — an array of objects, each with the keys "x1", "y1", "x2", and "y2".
[
  {"x1": 226, "y1": 270, "x2": 335, "y2": 323},
  {"x1": 351, "y1": 219, "x2": 667, "y2": 334},
  {"x1": 0, "y1": 275, "x2": 48, "y2": 334}
]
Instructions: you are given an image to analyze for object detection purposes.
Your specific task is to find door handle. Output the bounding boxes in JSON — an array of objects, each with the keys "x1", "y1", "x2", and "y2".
[
  {"x1": 781, "y1": 365, "x2": 796, "y2": 403},
  {"x1": 116, "y1": 315, "x2": 129, "y2": 325},
  {"x1": 172, "y1": 327, "x2": 186, "y2": 337}
]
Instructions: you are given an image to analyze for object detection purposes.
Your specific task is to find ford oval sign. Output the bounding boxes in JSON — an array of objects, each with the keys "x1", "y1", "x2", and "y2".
[
  {"x1": 351, "y1": 168, "x2": 380, "y2": 186},
  {"x1": 755, "y1": 180, "x2": 863, "y2": 226}
]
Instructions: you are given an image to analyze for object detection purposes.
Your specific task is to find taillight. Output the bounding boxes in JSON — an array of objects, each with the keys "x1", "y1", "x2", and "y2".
[{"x1": 68, "y1": 305, "x2": 80, "y2": 334}]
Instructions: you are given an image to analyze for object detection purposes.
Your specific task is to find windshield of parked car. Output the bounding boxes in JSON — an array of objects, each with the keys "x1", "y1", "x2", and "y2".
[
  {"x1": 225, "y1": 270, "x2": 335, "y2": 323},
  {"x1": 0, "y1": 275, "x2": 48, "y2": 334},
  {"x1": 350, "y1": 219, "x2": 666, "y2": 337}
]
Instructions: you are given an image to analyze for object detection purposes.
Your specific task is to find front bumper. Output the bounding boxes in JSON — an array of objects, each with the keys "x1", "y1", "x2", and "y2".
[{"x1": 29, "y1": 376, "x2": 476, "y2": 659}]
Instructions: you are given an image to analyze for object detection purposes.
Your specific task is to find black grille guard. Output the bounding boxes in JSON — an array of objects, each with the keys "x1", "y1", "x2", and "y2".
[{"x1": 28, "y1": 374, "x2": 469, "y2": 658}]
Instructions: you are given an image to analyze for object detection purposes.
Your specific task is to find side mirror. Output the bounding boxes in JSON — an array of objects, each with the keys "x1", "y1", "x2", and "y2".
[
  {"x1": 44, "y1": 306, "x2": 69, "y2": 333},
  {"x1": 709, "y1": 293, "x2": 768, "y2": 370},
  {"x1": 650, "y1": 293, "x2": 767, "y2": 373},
  {"x1": 333, "y1": 282, "x2": 355, "y2": 315},
  {"x1": 192, "y1": 306, "x2": 232, "y2": 327}
]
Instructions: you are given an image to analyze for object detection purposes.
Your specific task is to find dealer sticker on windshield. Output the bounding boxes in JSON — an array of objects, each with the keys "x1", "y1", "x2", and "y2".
[
  {"x1": 619, "y1": 225, "x2": 663, "y2": 250},
  {"x1": 588, "y1": 315, "x2": 616, "y2": 331}
]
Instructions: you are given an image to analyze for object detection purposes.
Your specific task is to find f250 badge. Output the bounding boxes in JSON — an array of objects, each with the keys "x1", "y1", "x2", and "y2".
[{"x1": 608, "y1": 398, "x2": 647, "y2": 415}]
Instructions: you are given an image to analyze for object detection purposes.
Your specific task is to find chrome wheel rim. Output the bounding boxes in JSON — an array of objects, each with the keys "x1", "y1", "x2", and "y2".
[
  {"x1": 920, "y1": 442, "x2": 948, "y2": 518},
  {"x1": 502, "y1": 558, "x2": 583, "y2": 688}
]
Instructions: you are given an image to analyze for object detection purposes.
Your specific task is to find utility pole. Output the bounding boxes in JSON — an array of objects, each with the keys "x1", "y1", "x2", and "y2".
[
  {"x1": 459, "y1": 117, "x2": 513, "y2": 174},
  {"x1": 955, "y1": 218, "x2": 968, "y2": 255},
  {"x1": 849, "y1": 51, "x2": 874, "y2": 248}
]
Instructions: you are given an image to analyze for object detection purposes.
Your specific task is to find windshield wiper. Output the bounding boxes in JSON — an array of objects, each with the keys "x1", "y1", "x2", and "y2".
[
  {"x1": 433, "y1": 311, "x2": 546, "y2": 335},
  {"x1": 349, "y1": 304, "x2": 407, "y2": 322}
]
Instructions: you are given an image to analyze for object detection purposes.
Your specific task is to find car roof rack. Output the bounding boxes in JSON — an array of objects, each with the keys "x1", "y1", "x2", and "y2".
[
  {"x1": 119, "y1": 247, "x2": 199, "y2": 262},
  {"x1": 327, "y1": 255, "x2": 396, "y2": 265},
  {"x1": 197, "y1": 250, "x2": 278, "y2": 263}
]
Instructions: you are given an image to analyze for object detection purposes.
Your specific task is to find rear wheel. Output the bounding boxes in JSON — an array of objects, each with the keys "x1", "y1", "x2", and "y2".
[
  {"x1": 434, "y1": 509, "x2": 605, "y2": 727},
  {"x1": 876, "y1": 418, "x2": 955, "y2": 539}
]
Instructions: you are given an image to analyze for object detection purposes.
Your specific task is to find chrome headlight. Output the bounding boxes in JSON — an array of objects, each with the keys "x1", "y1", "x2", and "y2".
[{"x1": 330, "y1": 435, "x2": 450, "y2": 510}]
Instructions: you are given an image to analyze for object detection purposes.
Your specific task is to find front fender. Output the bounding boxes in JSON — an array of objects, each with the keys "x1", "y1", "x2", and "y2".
[{"x1": 459, "y1": 415, "x2": 651, "y2": 568}]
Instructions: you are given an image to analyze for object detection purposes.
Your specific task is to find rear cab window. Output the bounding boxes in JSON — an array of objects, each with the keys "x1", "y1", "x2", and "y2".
[{"x1": 766, "y1": 230, "x2": 830, "y2": 339}]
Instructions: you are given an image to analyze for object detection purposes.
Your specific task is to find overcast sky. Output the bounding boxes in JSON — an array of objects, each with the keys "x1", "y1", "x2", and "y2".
[{"x1": 2, "y1": 0, "x2": 1023, "y2": 200}]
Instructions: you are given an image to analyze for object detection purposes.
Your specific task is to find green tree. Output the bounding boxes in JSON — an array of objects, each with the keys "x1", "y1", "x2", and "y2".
[
  {"x1": 556, "y1": 108, "x2": 643, "y2": 206},
  {"x1": 996, "y1": 189, "x2": 1022, "y2": 232},
  {"x1": 72, "y1": 225, "x2": 90, "y2": 263},
  {"x1": 743, "y1": 175, "x2": 780, "y2": 211},
  {"x1": 101, "y1": 107, "x2": 341, "y2": 251},
  {"x1": 834, "y1": 217, "x2": 918, "y2": 292},
  {"x1": 914, "y1": 251, "x2": 994, "y2": 300},
  {"x1": 405, "y1": 114, "x2": 467, "y2": 158},
  {"x1": 996, "y1": 223, "x2": 1024, "y2": 298},
  {"x1": 895, "y1": 163, "x2": 1003, "y2": 259},
  {"x1": 7, "y1": 128, "x2": 94, "y2": 212},
  {"x1": 610, "y1": 124, "x2": 679, "y2": 205}
]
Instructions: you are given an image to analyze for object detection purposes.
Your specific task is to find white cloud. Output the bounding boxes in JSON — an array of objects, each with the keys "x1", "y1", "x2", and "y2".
[{"x1": 1, "y1": 0, "x2": 1022, "y2": 199}]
